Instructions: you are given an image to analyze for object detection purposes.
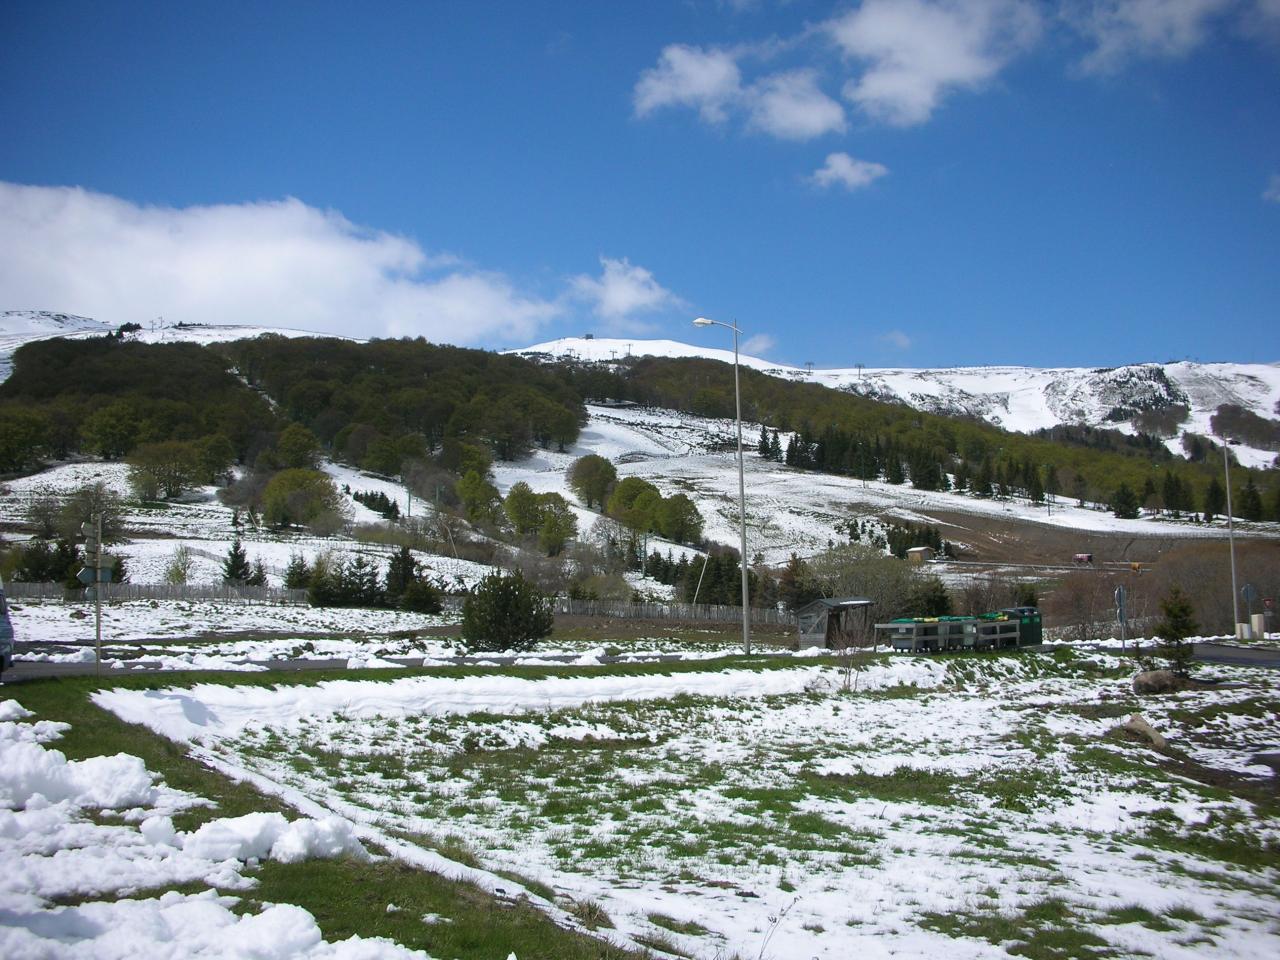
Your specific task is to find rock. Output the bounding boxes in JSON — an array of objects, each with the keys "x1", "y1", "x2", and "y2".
[
  {"x1": 1117, "y1": 713, "x2": 1168, "y2": 750},
  {"x1": 1131, "y1": 669, "x2": 1190, "y2": 695}
]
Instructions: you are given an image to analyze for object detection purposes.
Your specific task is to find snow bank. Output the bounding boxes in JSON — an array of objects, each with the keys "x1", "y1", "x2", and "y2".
[
  {"x1": 0, "y1": 701, "x2": 424, "y2": 959},
  {"x1": 0, "y1": 741, "x2": 159, "y2": 810},
  {"x1": 0, "y1": 888, "x2": 442, "y2": 959},
  {"x1": 180, "y1": 811, "x2": 365, "y2": 865},
  {"x1": 0, "y1": 700, "x2": 34, "y2": 721},
  {"x1": 94, "y1": 661, "x2": 947, "y2": 743}
]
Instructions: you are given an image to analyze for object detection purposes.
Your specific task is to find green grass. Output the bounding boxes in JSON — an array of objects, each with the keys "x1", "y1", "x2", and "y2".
[
  {"x1": 647, "y1": 913, "x2": 710, "y2": 936},
  {"x1": 805, "y1": 766, "x2": 963, "y2": 806},
  {"x1": 920, "y1": 898, "x2": 1121, "y2": 960},
  {"x1": 251, "y1": 857, "x2": 641, "y2": 959}
]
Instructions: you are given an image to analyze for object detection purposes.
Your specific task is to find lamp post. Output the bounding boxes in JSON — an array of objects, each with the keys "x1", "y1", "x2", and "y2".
[
  {"x1": 693, "y1": 316, "x2": 751, "y2": 655},
  {"x1": 1221, "y1": 437, "x2": 1241, "y2": 635}
]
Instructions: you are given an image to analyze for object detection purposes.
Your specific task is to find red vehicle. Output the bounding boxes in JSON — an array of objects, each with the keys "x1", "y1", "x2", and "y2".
[{"x1": 1073, "y1": 553, "x2": 1094, "y2": 565}]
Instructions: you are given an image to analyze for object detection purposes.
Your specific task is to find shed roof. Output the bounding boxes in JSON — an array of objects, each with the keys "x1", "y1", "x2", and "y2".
[{"x1": 797, "y1": 597, "x2": 875, "y2": 615}]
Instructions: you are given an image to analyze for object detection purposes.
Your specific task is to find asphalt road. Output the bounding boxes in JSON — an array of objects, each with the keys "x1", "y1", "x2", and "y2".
[{"x1": 1190, "y1": 642, "x2": 1280, "y2": 670}]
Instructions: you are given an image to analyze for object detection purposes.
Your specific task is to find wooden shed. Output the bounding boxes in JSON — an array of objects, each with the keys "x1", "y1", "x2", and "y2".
[
  {"x1": 796, "y1": 597, "x2": 875, "y2": 649},
  {"x1": 906, "y1": 546, "x2": 934, "y2": 563}
]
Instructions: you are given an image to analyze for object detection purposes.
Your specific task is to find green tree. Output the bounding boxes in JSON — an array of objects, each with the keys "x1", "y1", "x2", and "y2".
[
  {"x1": 1027, "y1": 468, "x2": 1044, "y2": 504},
  {"x1": 80, "y1": 401, "x2": 140, "y2": 459},
  {"x1": 457, "y1": 470, "x2": 502, "y2": 527},
  {"x1": 461, "y1": 570, "x2": 553, "y2": 652},
  {"x1": 908, "y1": 576, "x2": 953, "y2": 616},
  {"x1": 1155, "y1": 585, "x2": 1198, "y2": 675},
  {"x1": 1110, "y1": 482, "x2": 1140, "y2": 520},
  {"x1": 1203, "y1": 475, "x2": 1225, "y2": 521},
  {"x1": 246, "y1": 559, "x2": 268, "y2": 587},
  {"x1": 0, "y1": 407, "x2": 50, "y2": 472},
  {"x1": 262, "y1": 469, "x2": 342, "y2": 528},
  {"x1": 195, "y1": 433, "x2": 236, "y2": 484},
  {"x1": 536, "y1": 492, "x2": 577, "y2": 556},
  {"x1": 607, "y1": 476, "x2": 660, "y2": 517},
  {"x1": 222, "y1": 537, "x2": 251, "y2": 584},
  {"x1": 654, "y1": 493, "x2": 704, "y2": 544},
  {"x1": 276, "y1": 423, "x2": 321, "y2": 470},
  {"x1": 283, "y1": 553, "x2": 312, "y2": 590},
  {"x1": 399, "y1": 577, "x2": 443, "y2": 614},
  {"x1": 384, "y1": 546, "x2": 418, "y2": 603},
  {"x1": 566, "y1": 454, "x2": 618, "y2": 509},
  {"x1": 127, "y1": 440, "x2": 201, "y2": 500},
  {"x1": 503, "y1": 481, "x2": 543, "y2": 537},
  {"x1": 1238, "y1": 476, "x2": 1262, "y2": 522}
]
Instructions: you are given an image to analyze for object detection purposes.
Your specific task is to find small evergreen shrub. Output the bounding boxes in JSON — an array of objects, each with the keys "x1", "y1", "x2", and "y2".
[
  {"x1": 1155, "y1": 585, "x2": 1198, "y2": 675},
  {"x1": 461, "y1": 570, "x2": 553, "y2": 652},
  {"x1": 399, "y1": 578, "x2": 444, "y2": 614}
]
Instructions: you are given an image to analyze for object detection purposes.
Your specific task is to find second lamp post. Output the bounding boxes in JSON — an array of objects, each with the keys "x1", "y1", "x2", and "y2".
[{"x1": 693, "y1": 316, "x2": 751, "y2": 655}]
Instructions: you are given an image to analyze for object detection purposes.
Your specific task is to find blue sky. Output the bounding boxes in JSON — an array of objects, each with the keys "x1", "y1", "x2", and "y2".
[{"x1": 1, "y1": 0, "x2": 1277, "y2": 368}]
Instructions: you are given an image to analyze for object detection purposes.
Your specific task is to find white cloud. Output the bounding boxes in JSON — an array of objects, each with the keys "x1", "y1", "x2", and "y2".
[
  {"x1": 634, "y1": 46, "x2": 846, "y2": 141},
  {"x1": 1239, "y1": 0, "x2": 1280, "y2": 42},
  {"x1": 1264, "y1": 173, "x2": 1280, "y2": 203},
  {"x1": 829, "y1": 0, "x2": 1042, "y2": 126},
  {"x1": 633, "y1": 44, "x2": 743, "y2": 123},
  {"x1": 809, "y1": 152, "x2": 889, "y2": 191},
  {"x1": 569, "y1": 256, "x2": 684, "y2": 325},
  {"x1": 746, "y1": 70, "x2": 847, "y2": 140},
  {"x1": 742, "y1": 333, "x2": 777, "y2": 355},
  {"x1": 880, "y1": 329, "x2": 912, "y2": 349},
  {"x1": 0, "y1": 182, "x2": 561, "y2": 344},
  {"x1": 1066, "y1": 0, "x2": 1234, "y2": 73}
]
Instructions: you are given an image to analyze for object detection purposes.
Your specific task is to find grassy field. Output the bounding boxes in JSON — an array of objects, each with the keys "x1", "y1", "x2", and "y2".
[{"x1": 8, "y1": 641, "x2": 1280, "y2": 959}]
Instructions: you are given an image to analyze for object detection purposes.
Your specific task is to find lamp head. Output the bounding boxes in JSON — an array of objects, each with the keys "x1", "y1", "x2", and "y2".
[{"x1": 692, "y1": 317, "x2": 714, "y2": 327}]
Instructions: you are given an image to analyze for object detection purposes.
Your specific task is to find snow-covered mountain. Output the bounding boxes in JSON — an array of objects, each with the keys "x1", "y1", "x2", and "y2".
[
  {"x1": 511, "y1": 337, "x2": 1280, "y2": 469},
  {"x1": 4, "y1": 311, "x2": 1276, "y2": 468}
]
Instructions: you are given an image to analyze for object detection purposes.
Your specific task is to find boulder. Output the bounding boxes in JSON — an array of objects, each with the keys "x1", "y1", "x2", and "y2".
[
  {"x1": 1117, "y1": 713, "x2": 1168, "y2": 751},
  {"x1": 1131, "y1": 669, "x2": 1190, "y2": 695}
]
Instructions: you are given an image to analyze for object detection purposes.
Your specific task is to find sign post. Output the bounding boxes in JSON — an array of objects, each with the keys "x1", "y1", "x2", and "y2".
[
  {"x1": 1115, "y1": 585, "x2": 1128, "y2": 652},
  {"x1": 78, "y1": 514, "x2": 105, "y2": 675}
]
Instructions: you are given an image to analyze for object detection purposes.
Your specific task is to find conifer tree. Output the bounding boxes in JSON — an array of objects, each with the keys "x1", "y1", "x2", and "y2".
[
  {"x1": 283, "y1": 554, "x2": 312, "y2": 590},
  {"x1": 1203, "y1": 476, "x2": 1225, "y2": 521},
  {"x1": 1044, "y1": 463, "x2": 1060, "y2": 502},
  {"x1": 1238, "y1": 476, "x2": 1262, "y2": 522},
  {"x1": 385, "y1": 545, "x2": 418, "y2": 602},
  {"x1": 1110, "y1": 482, "x2": 1140, "y2": 519},
  {"x1": 1028, "y1": 468, "x2": 1044, "y2": 504},
  {"x1": 1156, "y1": 585, "x2": 1198, "y2": 675},
  {"x1": 757, "y1": 424, "x2": 770, "y2": 458},
  {"x1": 222, "y1": 537, "x2": 251, "y2": 584}
]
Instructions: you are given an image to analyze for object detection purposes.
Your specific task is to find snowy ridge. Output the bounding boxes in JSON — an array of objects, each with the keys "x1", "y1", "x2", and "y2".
[
  {"x1": 511, "y1": 337, "x2": 1280, "y2": 468},
  {"x1": 0, "y1": 309, "x2": 358, "y2": 383}
]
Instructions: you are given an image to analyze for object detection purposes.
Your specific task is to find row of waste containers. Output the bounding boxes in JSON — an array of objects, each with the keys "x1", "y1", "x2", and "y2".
[{"x1": 874, "y1": 607, "x2": 1043, "y2": 653}]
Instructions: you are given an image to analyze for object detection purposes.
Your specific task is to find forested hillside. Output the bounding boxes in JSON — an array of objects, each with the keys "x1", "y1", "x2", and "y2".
[
  {"x1": 0, "y1": 336, "x2": 277, "y2": 472},
  {"x1": 552, "y1": 354, "x2": 1280, "y2": 521},
  {"x1": 2, "y1": 332, "x2": 1277, "y2": 523}
]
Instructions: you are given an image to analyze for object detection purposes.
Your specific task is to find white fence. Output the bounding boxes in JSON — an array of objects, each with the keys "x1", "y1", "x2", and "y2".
[{"x1": 4, "y1": 582, "x2": 308, "y2": 605}]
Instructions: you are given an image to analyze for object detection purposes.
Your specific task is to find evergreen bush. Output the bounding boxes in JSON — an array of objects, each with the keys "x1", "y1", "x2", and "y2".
[
  {"x1": 461, "y1": 570, "x2": 553, "y2": 652},
  {"x1": 1155, "y1": 585, "x2": 1198, "y2": 675}
]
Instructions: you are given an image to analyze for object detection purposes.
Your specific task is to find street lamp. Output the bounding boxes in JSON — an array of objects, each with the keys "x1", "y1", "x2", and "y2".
[
  {"x1": 693, "y1": 316, "x2": 751, "y2": 655},
  {"x1": 1220, "y1": 437, "x2": 1241, "y2": 636}
]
